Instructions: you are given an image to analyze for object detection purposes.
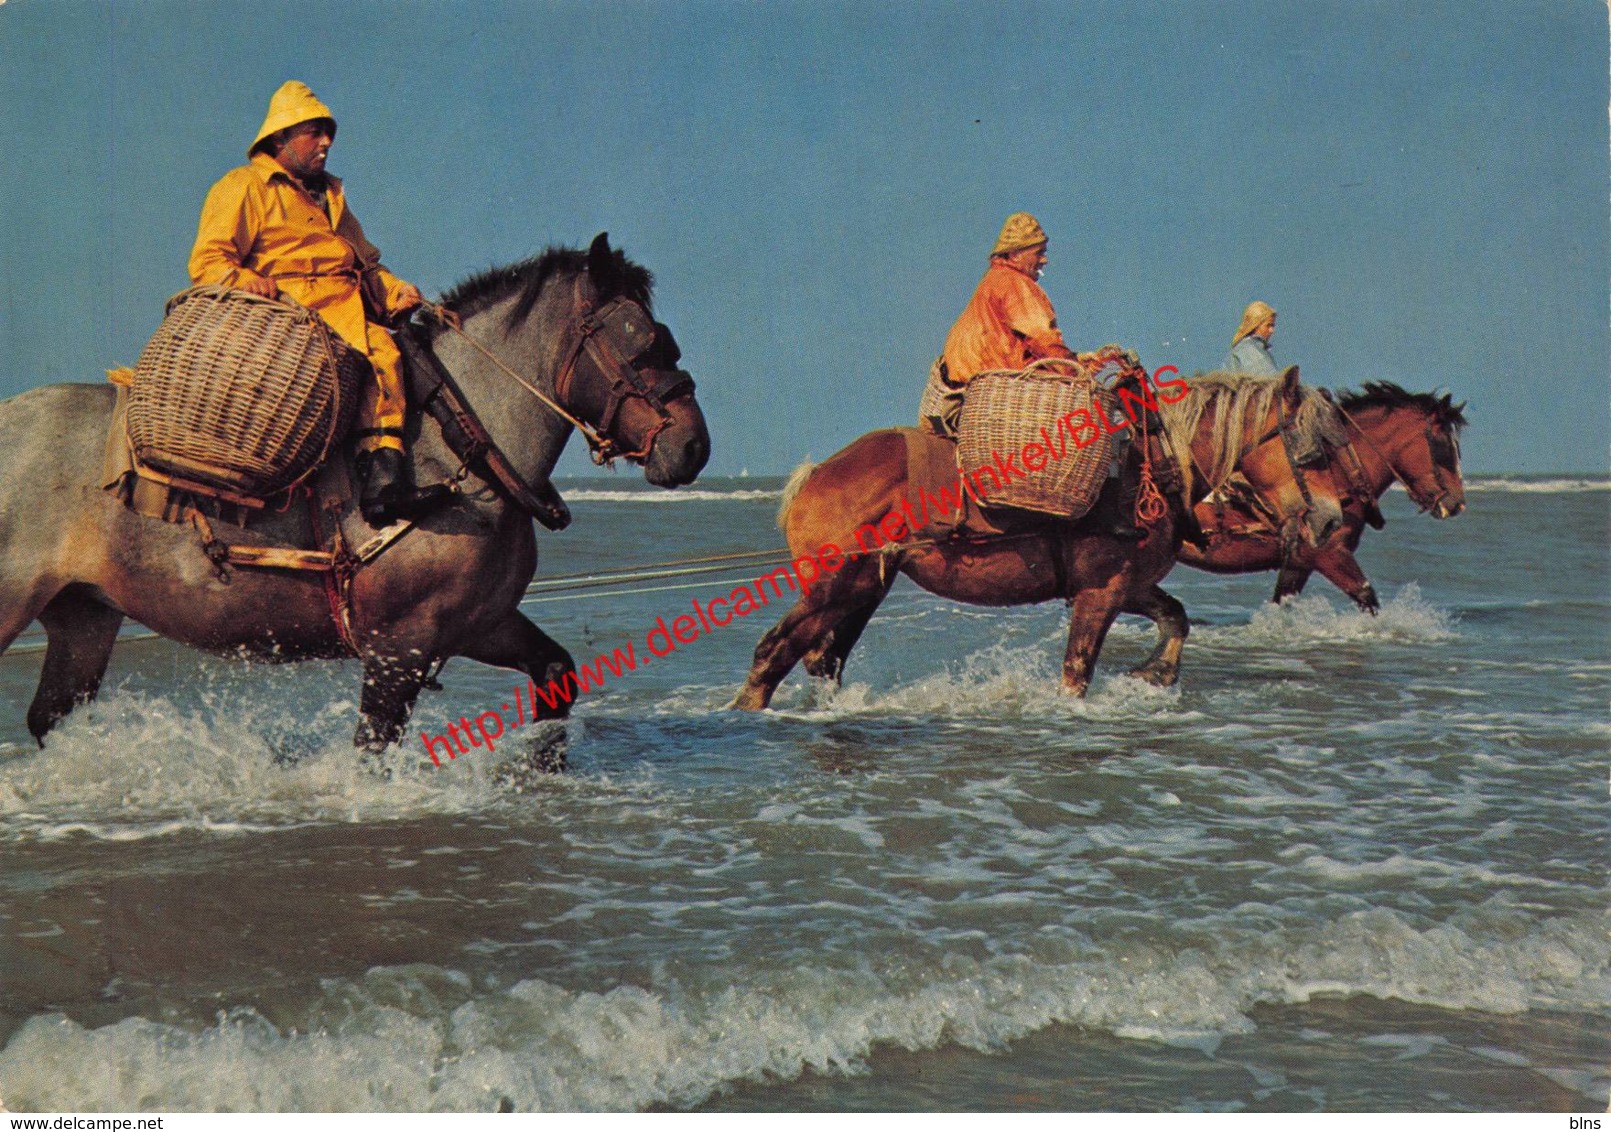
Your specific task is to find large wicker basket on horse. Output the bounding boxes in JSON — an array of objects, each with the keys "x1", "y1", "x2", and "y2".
[
  {"x1": 956, "y1": 366, "x2": 1115, "y2": 519},
  {"x1": 126, "y1": 285, "x2": 368, "y2": 499}
]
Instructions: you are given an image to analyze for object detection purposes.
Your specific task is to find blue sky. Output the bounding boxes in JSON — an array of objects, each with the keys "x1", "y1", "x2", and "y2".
[{"x1": 1, "y1": 0, "x2": 1605, "y2": 475}]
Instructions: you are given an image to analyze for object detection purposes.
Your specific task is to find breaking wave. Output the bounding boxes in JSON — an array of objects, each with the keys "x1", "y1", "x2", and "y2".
[
  {"x1": 0, "y1": 905, "x2": 1601, "y2": 1111},
  {"x1": 1460, "y1": 477, "x2": 1608, "y2": 493}
]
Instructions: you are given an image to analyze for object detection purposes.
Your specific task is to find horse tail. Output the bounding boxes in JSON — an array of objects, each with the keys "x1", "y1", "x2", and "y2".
[{"x1": 777, "y1": 459, "x2": 816, "y2": 529}]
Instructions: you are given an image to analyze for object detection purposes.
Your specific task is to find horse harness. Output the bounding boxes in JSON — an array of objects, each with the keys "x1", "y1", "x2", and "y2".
[
  {"x1": 1335, "y1": 402, "x2": 1459, "y2": 517},
  {"x1": 548, "y1": 281, "x2": 695, "y2": 465},
  {"x1": 1203, "y1": 401, "x2": 1459, "y2": 548}
]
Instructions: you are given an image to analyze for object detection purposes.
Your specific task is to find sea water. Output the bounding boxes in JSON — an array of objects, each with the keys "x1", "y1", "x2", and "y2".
[{"x1": 0, "y1": 478, "x2": 1604, "y2": 1112}]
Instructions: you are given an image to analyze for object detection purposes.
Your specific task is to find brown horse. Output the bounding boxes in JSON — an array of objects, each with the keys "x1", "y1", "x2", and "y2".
[
  {"x1": 0, "y1": 235, "x2": 709, "y2": 752},
  {"x1": 1176, "y1": 382, "x2": 1467, "y2": 612},
  {"x1": 733, "y1": 368, "x2": 1346, "y2": 708}
]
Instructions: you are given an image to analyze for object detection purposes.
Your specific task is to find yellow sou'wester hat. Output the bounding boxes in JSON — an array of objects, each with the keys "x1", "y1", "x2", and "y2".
[
  {"x1": 991, "y1": 212, "x2": 1049, "y2": 256},
  {"x1": 248, "y1": 81, "x2": 337, "y2": 157},
  {"x1": 1231, "y1": 300, "x2": 1276, "y2": 346}
]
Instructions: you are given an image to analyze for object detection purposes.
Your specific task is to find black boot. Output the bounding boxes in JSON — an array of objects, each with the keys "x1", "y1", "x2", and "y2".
[
  {"x1": 1091, "y1": 474, "x2": 1146, "y2": 541},
  {"x1": 357, "y1": 447, "x2": 451, "y2": 526}
]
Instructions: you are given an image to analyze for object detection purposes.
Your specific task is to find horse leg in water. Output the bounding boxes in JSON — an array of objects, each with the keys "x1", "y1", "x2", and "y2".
[
  {"x1": 354, "y1": 655, "x2": 436, "y2": 754},
  {"x1": 458, "y1": 612, "x2": 578, "y2": 718},
  {"x1": 455, "y1": 611, "x2": 576, "y2": 773},
  {"x1": 801, "y1": 572, "x2": 896, "y2": 683},
  {"x1": 25, "y1": 585, "x2": 125, "y2": 745},
  {"x1": 734, "y1": 559, "x2": 885, "y2": 710},
  {"x1": 1061, "y1": 576, "x2": 1129, "y2": 696},
  {"x1": 1124, "y1": 584, "x2": 1189, "y2": 688},
  {"x1": 1272, "y1": 561, "x2": 1314, "y2": 605},
  {"x1": 1310, "y1": 545, "x2": 1380, "y2": 614}
]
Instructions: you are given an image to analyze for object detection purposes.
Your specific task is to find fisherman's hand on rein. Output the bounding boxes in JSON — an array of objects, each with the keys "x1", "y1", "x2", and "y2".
[
  {"x1": 419, "y1": 301, "x2": 462, "y2": 331},
  {"x1": 393, "y1": 282, "x2": 425, "y2": 317}
]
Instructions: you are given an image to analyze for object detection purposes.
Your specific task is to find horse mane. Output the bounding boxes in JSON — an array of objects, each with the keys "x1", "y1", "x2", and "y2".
[
  {"x1": 1159, "y1": 371, "x2": 1348, "y2": 497},
  {"x1": 434, "y1": 245, "x2": 656, "y2": 337},
  {"x1": 1337, "y1": 381, "x2": 1467, "y2": 432}
]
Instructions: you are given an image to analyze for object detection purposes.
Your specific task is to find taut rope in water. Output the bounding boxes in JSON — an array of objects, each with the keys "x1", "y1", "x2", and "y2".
[{"x1": 2, "y1": 546, "x2": 800, "y2": 653}]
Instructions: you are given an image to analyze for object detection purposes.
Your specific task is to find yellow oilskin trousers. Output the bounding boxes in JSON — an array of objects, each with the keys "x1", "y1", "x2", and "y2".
[{"x1": 189, "y1": 153, "x2": 416, "y2": 453}]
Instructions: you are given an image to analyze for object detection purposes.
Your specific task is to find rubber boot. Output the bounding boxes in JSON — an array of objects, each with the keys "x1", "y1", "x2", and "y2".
[
  {"x1": 1091, "y1": 473, "x2": 1145, "y2": 541},
  {"x1": 357, "y1": 447, "x2": 452, "y2": 527}
]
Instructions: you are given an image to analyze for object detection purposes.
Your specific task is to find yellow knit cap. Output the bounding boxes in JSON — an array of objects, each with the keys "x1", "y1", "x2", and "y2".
[
  {"x1": 249, "y1": 81, "x2": 337, "y2": 157},
  {"x1": 1231, "y1": 300, "x2": 1276, "y2": 346},
  {"x1": 991, "y1": 212, "x2": 1048, "y2": 256}
]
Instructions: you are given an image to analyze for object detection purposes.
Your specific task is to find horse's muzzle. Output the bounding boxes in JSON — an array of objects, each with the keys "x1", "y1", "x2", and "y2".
[
  {"x1": 643, "y1": 398, "x2": 710, "y2": 488},
  {"x1": 1303, "y1": 497, "x2": 1345, "y2": 547}
]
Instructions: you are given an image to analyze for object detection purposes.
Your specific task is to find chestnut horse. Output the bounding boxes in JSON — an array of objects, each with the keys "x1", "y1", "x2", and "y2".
[
  {"x1": 1175, "y1": 382, "x2": 1466, "y2": 612},
  {"x1": 0, "y1": 235, "x2": 709, "y2": 751},
  {"x1": 733, "y1": 368, "x2": 1346, "y2": 708}
]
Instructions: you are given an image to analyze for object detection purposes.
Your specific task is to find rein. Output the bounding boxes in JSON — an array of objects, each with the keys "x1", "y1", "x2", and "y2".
[
  {"x1": 419, "y1": 300, "x2": 609, "y2": 455},
  {"x1": 1335, "y1": 403, "x2": 1451, "y2": 514}
]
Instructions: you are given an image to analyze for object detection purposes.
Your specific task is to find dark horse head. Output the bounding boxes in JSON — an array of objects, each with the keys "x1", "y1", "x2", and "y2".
[{"x1": 436, "y1": 233, "x2": 710, "y2": 488}]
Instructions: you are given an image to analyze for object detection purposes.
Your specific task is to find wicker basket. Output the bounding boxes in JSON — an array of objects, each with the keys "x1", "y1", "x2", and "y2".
[
  {"x1": 127, "y1": 285, "x2": 368, "y2": 498},
  {"x1": 956, "y1": 366, "x2": 1115, "y2": 519},
  {"x1": 917, "y1": 356, "x2": 963, "y2": 436}
]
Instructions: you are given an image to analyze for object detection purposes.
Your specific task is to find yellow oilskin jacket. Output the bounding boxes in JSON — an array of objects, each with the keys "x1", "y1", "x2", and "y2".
[{"x1": 188, "y1": 152, "x2": 414, "y2": 352}]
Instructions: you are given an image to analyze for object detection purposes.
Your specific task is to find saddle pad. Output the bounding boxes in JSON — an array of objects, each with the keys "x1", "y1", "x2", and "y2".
[{"x1": 898, "y1": 427, "x2": 1016, "y2": 541}]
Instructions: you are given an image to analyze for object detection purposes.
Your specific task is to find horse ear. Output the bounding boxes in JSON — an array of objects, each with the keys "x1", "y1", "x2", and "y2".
[
  {"x1": 588, "y1": 231, "x2": 612, "y2": 276},
  {"x1": 1279, "y1": 364, "x2": 1302, "y2": 407},
  {"x1": 586, "y1": 232, "x2": 616, "y2": 299}
]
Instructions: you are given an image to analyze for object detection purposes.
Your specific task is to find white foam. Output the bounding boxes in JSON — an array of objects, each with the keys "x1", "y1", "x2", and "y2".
[
  {"x1": 0, "y1": 688, "x2": 582, "y2": 841},
  {"x1": 756, "y1": 639, "x2": 1194, "y2": 725},
  {"x1": 1222, "y1": 583, "x2": 1457, "y2": 647},
  {"x1": 0, "y1": 906, "x2": 1601, "y2": 1111},
  {"x1": 1462, "y1": 477, "x2": 1609, "y2": 493}
]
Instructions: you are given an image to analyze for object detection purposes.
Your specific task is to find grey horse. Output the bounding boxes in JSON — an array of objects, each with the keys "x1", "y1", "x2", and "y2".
[{"x1": 0, "y1": 234, "x2": 709, "y2": 752}]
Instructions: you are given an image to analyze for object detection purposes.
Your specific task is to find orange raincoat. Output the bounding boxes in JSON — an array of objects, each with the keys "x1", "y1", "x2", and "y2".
[
  {"x1": 188, "y1": 153, "x2": 416, "y2": 451},
  {"x1": 941, "y1": 260, "x2": 1075, "y2": 386}
]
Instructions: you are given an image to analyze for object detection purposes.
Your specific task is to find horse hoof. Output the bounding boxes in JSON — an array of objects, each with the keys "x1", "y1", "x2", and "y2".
[{"x1": 1128, "y1": 664, "x2": 1178, "y2": 688}]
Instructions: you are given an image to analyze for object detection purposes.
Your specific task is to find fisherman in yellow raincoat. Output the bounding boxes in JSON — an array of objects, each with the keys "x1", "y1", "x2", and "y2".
[{"x1": 189, "y1": 80, "x2": 447, "y2": 525}]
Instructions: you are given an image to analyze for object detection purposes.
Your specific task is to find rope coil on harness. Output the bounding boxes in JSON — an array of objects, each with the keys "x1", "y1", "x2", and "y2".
[{"x1": 1124, "y1": 366, "x2": 1169, "y2": 526}]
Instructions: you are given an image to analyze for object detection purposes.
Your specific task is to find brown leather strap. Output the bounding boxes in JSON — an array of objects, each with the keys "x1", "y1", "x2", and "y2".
[{"x1": 418, "y1": 371, "x2": 572, "y2": 531}]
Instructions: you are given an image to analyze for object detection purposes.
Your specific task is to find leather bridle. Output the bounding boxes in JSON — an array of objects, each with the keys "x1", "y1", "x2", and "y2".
[
  {"x1": 405, "y1": 288, "x2": 695, "y2": 526},
  {"x1": 1335, "y1": 402, "x2": 1461, "y2": 516},
  {"x1": 550, "y1": 287, "x2": 696, "y2": 466}
]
